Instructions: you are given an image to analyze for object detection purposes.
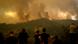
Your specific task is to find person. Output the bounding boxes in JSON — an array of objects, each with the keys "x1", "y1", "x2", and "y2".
[
  {"x1": 18, "y1": 29, "x2": 29, "y2": 44},
  {"x1": 6, "y1": 31, "x2": 17, "y2": 44},
  {"x1": 0, "y1": 32, "x2": 4, "y2": 44},
  {"x1": 52, "y1": 35, "x2": 62, "y2": 44},
  {"x1": 41, "y1": 28, "x2": 49, "y2": 44},
  {"x1": 67, "y1": 23, "x2": 78, "y2": 44},
  {"x1": 34, "y1": 30, "x2": 41, "y2": 44}
]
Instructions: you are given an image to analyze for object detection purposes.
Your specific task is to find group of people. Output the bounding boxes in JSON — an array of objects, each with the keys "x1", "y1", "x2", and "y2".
[
  {"x1": 0, "y1": 23, "x2": 78, "y2": 44},
  {"x1": 0, "y1": 28, "x2": 62, "y2": 44},
  {"x1": 34, "y1": 28, "x2": 50, "y2": 44},
  {"x1": 34, "y1": 28, "x2": 62, "y2": 44},
  {"x1": 0, "y1": 29, "x2": 29, "y2": 44},
  {"x1": 34, "y1": 23, "x2": 78, "y2": 44}
]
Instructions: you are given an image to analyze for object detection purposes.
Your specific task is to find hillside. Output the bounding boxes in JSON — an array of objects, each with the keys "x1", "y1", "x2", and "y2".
[{"x1": 0, "y1": 18, "x2": 78, "y2": 36}]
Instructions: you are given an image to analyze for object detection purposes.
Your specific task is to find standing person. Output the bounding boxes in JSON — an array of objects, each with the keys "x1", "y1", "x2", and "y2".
[
  {"x1": 34, "y1": 30, "x2": 41, "y2": 44},
  {"x1": 41, "y1": 28, "x2": 49, "y2": 44},
  {"x1": 18, "y1": 29, "x2": 29, "y2": 44},
  {"x1": 6, "y1": 31, "x2": 17, "y2": 44},
  {"x1": 67, "y1": 23, "x2": 78, "y2": 44},
  {"x1": 52, "y1": 36, "x2": 62, "y2": 44},
  {"x1": 0, "y1": 32, "x2": 5, "y2": 44}
]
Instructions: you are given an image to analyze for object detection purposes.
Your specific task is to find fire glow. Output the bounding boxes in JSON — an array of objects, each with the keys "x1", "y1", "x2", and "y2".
[{"x1": 4, "y1": 11, "x2": 17, "y2": 18}]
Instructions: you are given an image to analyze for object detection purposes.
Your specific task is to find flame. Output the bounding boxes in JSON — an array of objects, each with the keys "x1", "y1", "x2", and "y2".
[
  {"x1": 57, "y1": 10, "x2": 68, "y2": 20},
  {"x1": 4, "y1": 10, "x2": 21, "y2": 24},
  {"x1": 47, "y1": 8, "x2": 70, "y2": 20},
  {"x1": 71, "y1": 15, "x2": 77, "y2": 20},
  {"x1": 4, "y1": 11, "x2": 17, "y2": 18}
]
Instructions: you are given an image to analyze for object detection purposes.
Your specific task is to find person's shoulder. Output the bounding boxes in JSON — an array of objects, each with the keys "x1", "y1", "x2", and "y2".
[
  {"x1": 41, "y1": 33, "x2": 47, "y2": 35},
  {"x1": 40, "y1": 33, "x2": 44, "y2": 36},
  {"x1": 19, "y1": 32, "x2": 27, "y2": 34},
  {"x1": 45, "y1": 33, "x2": 49, "y2": 35},
  {"x1": 41, "y1": 33, "x2": 43, "y2": 35},
  {"x1": 19, "y1": 32, "x2": 23, "y2": 34}
]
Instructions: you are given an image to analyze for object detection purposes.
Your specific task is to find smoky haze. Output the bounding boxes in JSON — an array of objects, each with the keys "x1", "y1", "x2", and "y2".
[{"x1": 0, "y1": 0, "x2": 78, "y2": 24}]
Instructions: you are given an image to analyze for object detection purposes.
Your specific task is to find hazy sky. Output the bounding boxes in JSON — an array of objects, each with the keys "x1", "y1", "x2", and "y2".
[{"x1": 0, "y1": 0, "x2": 78, "y2": 24}]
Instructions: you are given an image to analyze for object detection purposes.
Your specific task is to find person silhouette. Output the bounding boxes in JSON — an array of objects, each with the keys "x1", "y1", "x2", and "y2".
[
  {"x1": 6, "y1": 31, "x2": 17, "y2": 44},
  {"x1": 52, "y1": 35, "x2": 62, "y2": 44},
  {"x1": 18, "y1": 29, "x2": 29, "y2": 44},
  {"x1": 41, "y1": 28, "x2": 49, "y2": 44},
  {"x1": 68, "y1": 23, "x2": 78, "y2": 44},
  {"x1": 34, "y1": 30, "x2": 41, "y2": 44},
  {"x1": 0, "y1": 32, "x2": 4, "y2": 44}
]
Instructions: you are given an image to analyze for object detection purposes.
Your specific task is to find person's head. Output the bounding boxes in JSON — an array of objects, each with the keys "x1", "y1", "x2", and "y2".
[
  {"x1": 71, "y1": 23, "x2": 75, "y2": 25},
  {"x1": 36, "y1": 30, "x2": 40, "y2": 34},
  {"x1": 0, "y1": 32, "x2": 3, "y2": 37},
  {"x1": 0, "y1": 32, "x2": 2, "y2": 35},
  {"x1": 69, "y1": 23, "x2": 77, "y2": 31},
  {"x1": 42, "y1": 28, "x2": 46, "y2": 33},
  {"x1": 53, "y1": 35, "x2": 58, "y2": 39},
  {"x1": 22, "y1": 28, "x2": 26, "y2": 32},
  {"x1": 9, "y1": 31, "x2": 14, "y2": 36}
]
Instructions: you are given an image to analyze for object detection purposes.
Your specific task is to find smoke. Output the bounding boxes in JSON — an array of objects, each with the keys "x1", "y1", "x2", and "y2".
[
  {"x1": 0, "y1": 0, "x2": 78, "y2": 24},
  {"x1": 36, "y1": 0, "x2": 78, "y2": 20},
  {"x1": 0, "y1": 0, "x2": 31, "y2": 24}
]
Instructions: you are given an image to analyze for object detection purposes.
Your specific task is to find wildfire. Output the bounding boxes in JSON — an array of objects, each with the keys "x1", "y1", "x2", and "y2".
[
  {"x1": 4, "y1": 11, "x2": 17, "y2": 18},
  {"x1": 57, "y1": 10, "x2": 68, "y2": 20},
  {"x1": 71, "y1": 15, "x2": 77, "y2": 20}
]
